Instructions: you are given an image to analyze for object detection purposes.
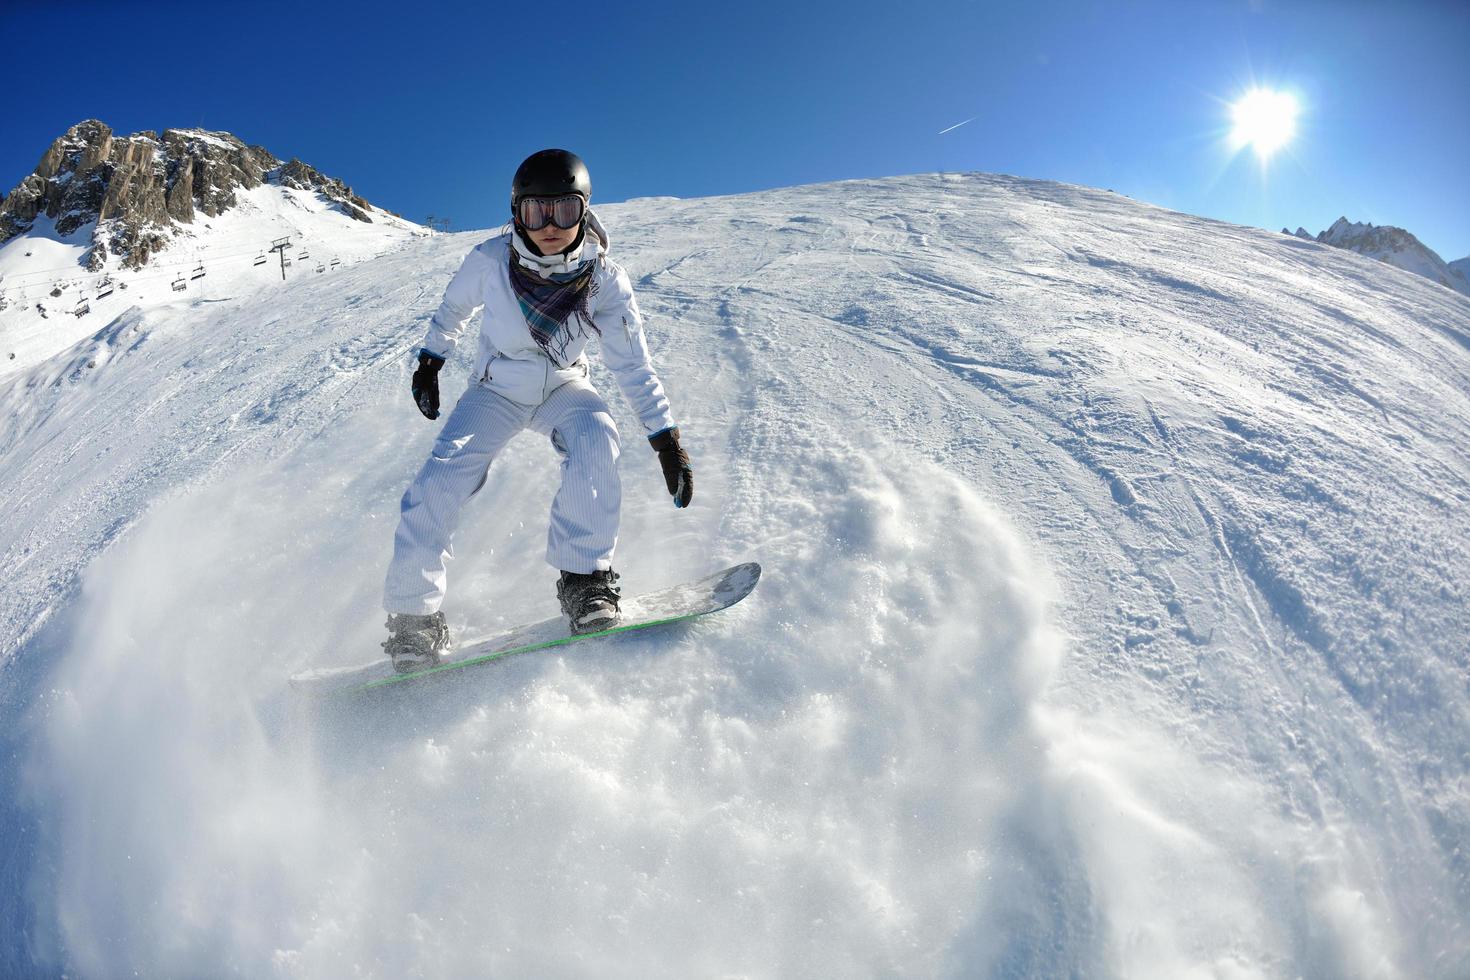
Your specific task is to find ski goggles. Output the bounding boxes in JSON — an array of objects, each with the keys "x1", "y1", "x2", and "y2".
[{"x1": 516, "y1": 194, "x2": 586, "y2": 231}]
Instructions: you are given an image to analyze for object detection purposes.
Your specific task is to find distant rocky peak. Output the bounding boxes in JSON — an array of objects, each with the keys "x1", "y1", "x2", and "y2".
[
  {"x1": 275, "y1": 158, "x2": 376, "y2": 222},
  {"x1": 0, "y1": 119, "x2": 381, "y2": 271},
  {"x1": 1321, "y1": 216, "x2": 1366, "y2": 240},
  {"x1": 35, "y1": 119, "x2": 118, "y2": 181},
  {"x1": 1317, "y1": 216, "x2": 1418, "y2": 254},
  {"x1": 1290, "y1": 214, "x2": 1470, "y2": 299}
]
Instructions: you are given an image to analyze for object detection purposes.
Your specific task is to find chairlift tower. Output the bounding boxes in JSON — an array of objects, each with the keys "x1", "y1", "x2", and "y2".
[{"x1": 269, "y1": 237, "x2": 292, "y2": 281}]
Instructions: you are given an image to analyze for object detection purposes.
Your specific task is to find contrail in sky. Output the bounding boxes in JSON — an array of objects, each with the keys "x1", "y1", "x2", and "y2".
[{"x1": 938, "y1": 116, "x2": 977, "y2": 135}]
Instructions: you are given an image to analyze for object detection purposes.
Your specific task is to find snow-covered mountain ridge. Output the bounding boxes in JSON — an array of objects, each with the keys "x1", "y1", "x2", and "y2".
[
  {"x1": 0, "y1": 119, "x2": 395, "y2": 264},
  {"x1": 1287, "y1": 216, "x2": 1470, "y2": 297},
  {"x1": 0, "y1": 120, "x2": 424, "y2": 378},
  {"x1": 1, "y1": 172, "x2": 1467, "y2": 977}
]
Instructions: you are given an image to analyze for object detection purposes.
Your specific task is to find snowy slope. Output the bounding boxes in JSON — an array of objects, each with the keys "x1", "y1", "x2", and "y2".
[
  {"x1": 1, "y1": 173, "x2": 1468, "y2": 978},
  {"x1": 0, "y1": 179, "x2": 425, "y2": 379}
]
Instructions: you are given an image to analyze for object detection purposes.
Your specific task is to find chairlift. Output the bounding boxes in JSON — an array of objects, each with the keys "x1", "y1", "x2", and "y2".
[
  {"x1": 254, "y1": 253, "x2": 267, "y2": 267},
  {"x1": 283, "y1": 258, "x2": 292, "y2": 268},
  {"x1": 191, "y1": 264, "x2": 206, "y2": 281},
  {"x1": 298, "y1": 251, "x2": 310, "y2": 261},
  {"x1": 316, "y1": 264, "x2": 326, "y2": 274},
  {"x1": 329, "y1": 258, "x2": 340, "y2": 268},
  {"x1": 73, "y1": 301, "x2": 90, "y2": 318},
  {"x1": 96, "y1": 285, "x2": 114, "y2": 300},
  {"x1": 172, "y1": 278, "x2": 187, "y2": 292},
  {"x1": 96, "y1": 275, "x2": 114, "y2": 300}
]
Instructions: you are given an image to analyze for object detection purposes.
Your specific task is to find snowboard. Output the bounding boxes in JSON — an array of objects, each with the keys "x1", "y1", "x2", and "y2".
[{"x1": 290, "y1": 562, "x2": 761, "y2": 697}]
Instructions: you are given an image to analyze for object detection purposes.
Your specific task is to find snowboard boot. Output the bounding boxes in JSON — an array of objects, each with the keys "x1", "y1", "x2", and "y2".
[
  {"x1": 557, "y1": 569, "x2": 622, "y2": 634},
  {"x1": 382, "y1": 610, "x2": 450, "y2": 674}
]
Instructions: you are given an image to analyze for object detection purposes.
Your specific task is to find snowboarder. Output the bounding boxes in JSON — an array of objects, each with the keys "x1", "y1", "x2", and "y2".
[{"x1": 380, "y1": 149, "x2": 693, "y2": 674}]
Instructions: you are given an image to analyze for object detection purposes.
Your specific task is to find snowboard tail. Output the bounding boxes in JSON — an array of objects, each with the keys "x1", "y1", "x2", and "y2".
[{"x1": 291, "y1": 562, "x2": 761, "y2": 697}]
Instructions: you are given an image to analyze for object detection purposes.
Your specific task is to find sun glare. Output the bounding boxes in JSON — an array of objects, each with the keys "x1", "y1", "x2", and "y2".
[{"x1": 1230, "y1": 88, "x2": 1299, "y2": 160}]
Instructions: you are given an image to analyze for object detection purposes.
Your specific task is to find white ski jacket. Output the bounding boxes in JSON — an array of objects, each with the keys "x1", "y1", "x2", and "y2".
[{"x1": 419, "y1": 211, "x2": 676, "y2": 435}]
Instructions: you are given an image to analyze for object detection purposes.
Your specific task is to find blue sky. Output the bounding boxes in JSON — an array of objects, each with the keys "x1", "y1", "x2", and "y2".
[{"x1": 3, "y1": 0, "x2": 1467, "y2": 259}]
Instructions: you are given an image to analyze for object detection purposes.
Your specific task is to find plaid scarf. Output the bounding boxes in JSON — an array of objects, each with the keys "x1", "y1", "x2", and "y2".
[{"x1": 507, "y1": 248, "x2": 600, "y2": 367}]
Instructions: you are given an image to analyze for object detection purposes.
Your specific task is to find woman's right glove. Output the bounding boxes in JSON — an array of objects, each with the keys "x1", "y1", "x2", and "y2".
[
  {"x1": 649, "y1": 427, "x2": 694, "y2": 508},
  {"x1": 412, "y1": 350, "x2": 446, "y2": 420}
]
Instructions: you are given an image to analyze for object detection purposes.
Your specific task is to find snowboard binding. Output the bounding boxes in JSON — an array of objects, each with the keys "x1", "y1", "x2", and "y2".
[
  {"x1": 557, "y1": 569, "x2": 622, "y2": 634},
  {"x1": 382, "y1": 610, "x2": 451, "y2": 674}
]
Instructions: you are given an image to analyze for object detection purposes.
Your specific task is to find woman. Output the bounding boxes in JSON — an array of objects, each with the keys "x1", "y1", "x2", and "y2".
[{"x1": 380, "y1": 149, "x2": 693, "y2": 673}]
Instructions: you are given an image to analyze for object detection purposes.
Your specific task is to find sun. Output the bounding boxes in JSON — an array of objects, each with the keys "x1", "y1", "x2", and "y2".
[{"x1": 1230, "y1": 88, "x2": 1299, "y2": 160}]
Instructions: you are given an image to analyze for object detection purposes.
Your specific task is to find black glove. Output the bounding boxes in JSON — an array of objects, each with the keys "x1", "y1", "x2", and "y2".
[
  {"x1": 649, "y1": 427, "x2": 694, "y2": 508},
  {"x1": 411, "y1": 350, "x2": 445, "y2": 420}
]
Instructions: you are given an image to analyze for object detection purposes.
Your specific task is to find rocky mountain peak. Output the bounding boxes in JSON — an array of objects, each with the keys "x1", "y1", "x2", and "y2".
[
  {"x1": 275, "y1": 158, "x2": 375, "y2": 222},
  {"x1": 0, "y1": 120, "x2": 382, "y2": 271},
  {"x1": 1290, "y1": 215, "x2": 1470, "y2": 298},
  {"x1": 1318, "y1": 216, "x2": 1416, "y2": 254}
]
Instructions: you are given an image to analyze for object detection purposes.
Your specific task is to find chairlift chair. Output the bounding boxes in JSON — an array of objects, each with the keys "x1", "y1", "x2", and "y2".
[
  {"x1": 283, "y1": 258, "x2": 292, "y2": 268},
  {"x1": 254, "y1": 253, "x2": 267, "y2": 267},
  {"x1": 191, "y1": 264, "x2": 206, "y2": 281},
  {"x1": 74, "y1": 301, "x2": 90, "y2": 317},
  {"x1": 330, "y1": 258, "x2": 340, "y2": 268},
  {"x1": 172, "y1": 278, "x2": 187, "y2": 292},
  {"x1": 299, "y1": 251, "x2": 310, "y2": 261}
]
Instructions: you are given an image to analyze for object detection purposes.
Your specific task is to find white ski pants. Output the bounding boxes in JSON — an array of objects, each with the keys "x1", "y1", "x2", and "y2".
[{"x1": 383, "y1": 377, "x2": 622, "y2": 615}]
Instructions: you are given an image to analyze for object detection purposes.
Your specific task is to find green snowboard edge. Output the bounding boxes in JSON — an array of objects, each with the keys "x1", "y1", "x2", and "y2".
[
  {"x1": 357, "y1": 611, "x2": 699, "y2": 693},
  {"x1": 347, "y1": 561, "x2": 761, "y2": 696}
]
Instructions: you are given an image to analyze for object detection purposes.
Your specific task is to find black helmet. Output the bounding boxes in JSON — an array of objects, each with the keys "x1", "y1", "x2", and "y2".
[{"x1": 511, "y1": 149, "x2": 591, "y2": 213}]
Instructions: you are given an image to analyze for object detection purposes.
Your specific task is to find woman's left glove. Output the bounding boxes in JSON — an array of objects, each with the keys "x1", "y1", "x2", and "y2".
[
  {"x1": 649, "y1": 427, "x2": 694, "y2": 508},
  {"x1": 412, "y1": 350, "x2": 446, "y2": 420}
]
